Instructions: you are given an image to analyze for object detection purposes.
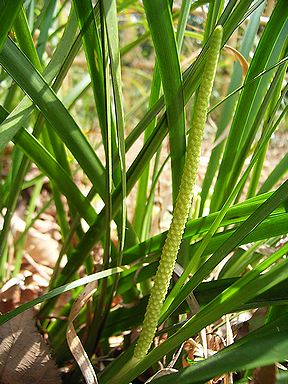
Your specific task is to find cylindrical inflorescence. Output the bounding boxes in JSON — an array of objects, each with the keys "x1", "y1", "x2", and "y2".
[{"x1": 134, "y1": 25, "x2": 223, "y2": 359}]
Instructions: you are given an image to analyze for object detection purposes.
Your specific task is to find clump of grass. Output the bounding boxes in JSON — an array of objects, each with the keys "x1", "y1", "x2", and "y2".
[{"x1": 0, "y1": 2, "x2": 288, "y2": 384}]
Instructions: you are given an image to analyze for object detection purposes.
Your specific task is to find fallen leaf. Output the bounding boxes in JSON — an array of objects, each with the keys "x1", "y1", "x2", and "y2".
[
  {"x1": 12, "y1": 215, "x2": 59, "y2": 267},
  {"x1": 25, "y1": 229, "x2": 59, "y2": 266},
  {"x1": 0, "y1": 273, "x2": 47, "y2": 314},
  {"x1": 250, "y1": 364, "x2": 276, "y2": 384},
  {"x1": 0, "y1": 279, "x2": 22, "y2": 314},
  {"x1": 0, "y1": 310, "x2": 61, "y2": 384}
]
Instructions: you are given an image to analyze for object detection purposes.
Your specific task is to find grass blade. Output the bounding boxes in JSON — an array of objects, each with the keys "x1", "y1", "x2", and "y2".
[
  {"x1": 0, "y1": 266, "x2": 126, "y2": 326},
  {"x1": 211, "y1": 0, "x2": 288, "y2": 211},
  {"x1": 0, "y1": 0, "x2": 22, "y2": 51},
  {"x1": 0, "y1": 38, "x2": 105, "y2": 195},
  {"x1": 14, "y1": 127, "x2": 97, "y2": 226},
  {"x1": 153, "y1": 314, "x2": 288, "y2": 384},
  {"x1": 103, "y1": 0, "x2": 127, "y2": 255},
  {"x1": 199, "y1": 3, "x2": 264, "y2": 214},
  {"x1": 143, "y1": 0, "x2": 185, "y2": 204},
  {"x1": 163, "y1": 179, "x2": 288, "y2": 320},
  {"x1": 102, "y1": 243, "x2": 288, "y2": 383},
  {"x1": 258, "y1": 153, "x2": 288, "y2": 194}
]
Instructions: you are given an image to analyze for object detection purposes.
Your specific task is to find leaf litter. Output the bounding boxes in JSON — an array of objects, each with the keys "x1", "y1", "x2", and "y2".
[{"x1": 0, "y1": 309, "x2": 61, "y2": 384}]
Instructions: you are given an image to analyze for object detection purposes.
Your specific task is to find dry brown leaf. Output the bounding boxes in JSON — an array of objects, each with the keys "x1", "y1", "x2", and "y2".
[
  {"x1": 66, "y1": 282, "x2": 98, "y2": 384},
  {"x1": 0, "y1": 273, "x2": 48, "y2": 314},
  {"x1": 0, "y1": 278, "x2": 22, "y2": 314},
  {"x1": 25, "y1": 229, "x2": 59, "y2": 266},
  {"x1": 250, "y1": 364, "x2": 277, "y2": 384},
  {"x1": 0, "y1": 309, "x2": 61, "y2": 384},
  {"x1": 223, "y1": 45, "x2": 249, "y2": 78},
  {"x1": 12, "y1": 215, "x2": 59, "y2": 267}
]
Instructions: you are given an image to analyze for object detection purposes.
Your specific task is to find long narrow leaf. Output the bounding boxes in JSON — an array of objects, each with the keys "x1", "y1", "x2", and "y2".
[
  {"x1": 14, "y1": 127, "x2": 97, "y2": 226},
  {"x1": 0, "y1": 266, "x2": 126, "y2": 326},
  {"x1": 0, "y1": 0, "x2": 22, "y2": 51},
  {"x1": 211, "y1": 0, "x2": 288, "y2": 210},
  {"x1": 143, "y1": 0, "x2": 185, "y2": 204},
  {"x1": 154, "y1": 314, "x2": 288, "y2": 384},
  {"x1": 0, "y1": 38, "x2": 105, "y2": 195}
]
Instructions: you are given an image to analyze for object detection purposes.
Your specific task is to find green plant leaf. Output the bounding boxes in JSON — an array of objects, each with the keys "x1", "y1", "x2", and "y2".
[
  {"x1": 153, "y1": 314, "x2": 288, "y2": 384},
  {"x1": 258, "y1": 153, "x2": 288, "y2": 194},
  {"x1": 199, "y1": 2, "x2": 265, "y2": 214},
  {"x1": 0, "y1": 38, "x2": 105, "y2": 195},
  {"x1": 143, "y1": 0, "x2": 185, "y2": 204},
  {"x1": 0, "y1": 266, "x2": 126, "y2": 326},
  {"x1": 101, "y1": 243, "x2": 288, "y2": 383},
  {"x1": 211, "y1": 0, "x2": 288, "y2": 211},
  {"x1": 103, "y1": 0, "x2": 127, "y2": 255},
  {"x1": 0, "y1": 0, "x2": 22, "y2": 52},
  {"x1": 163, "y1": 179, "x2": 288, "y2": 320},
  {"x1": 14, "y1": 127, "x2": 97, "y2": 226}
]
